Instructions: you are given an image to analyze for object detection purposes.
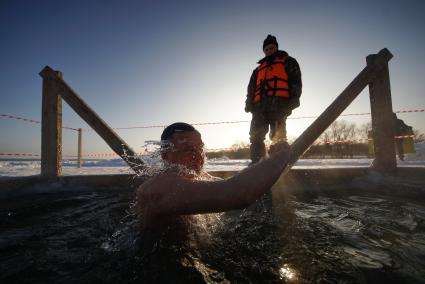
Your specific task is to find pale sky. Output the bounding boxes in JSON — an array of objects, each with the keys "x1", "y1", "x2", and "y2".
[{"x1": 1, "y1": 0, "x2": 424, "y2": 157}]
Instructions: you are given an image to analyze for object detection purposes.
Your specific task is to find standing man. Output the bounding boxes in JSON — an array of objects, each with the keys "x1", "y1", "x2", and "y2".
[{"x1": 245, "y1": 34, "x2": 302, "y2": 164}]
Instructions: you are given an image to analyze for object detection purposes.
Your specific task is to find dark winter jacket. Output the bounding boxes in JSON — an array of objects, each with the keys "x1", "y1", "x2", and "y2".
[
  {"x1": 393, "y1": 115, "x2": 413, "y2": 136},
  {"x1": 245, "y1": 50, "x2": 302, "y2": 114}
]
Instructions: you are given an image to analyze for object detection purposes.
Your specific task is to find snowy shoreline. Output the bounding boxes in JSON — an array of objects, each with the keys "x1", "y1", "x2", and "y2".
[
  {"x1": 1, "y1": 157, "x2": 424, "y2": 177},
  {"x1": 1, "y1": 142, "x2": 423, "y2": 177}
]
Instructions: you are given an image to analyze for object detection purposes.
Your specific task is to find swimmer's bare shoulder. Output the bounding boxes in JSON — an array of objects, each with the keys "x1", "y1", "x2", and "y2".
[
  {"x1": 136, "y1": 173, "x2": 177, "y2": 214},
  {"x1": 137, "y1": 172, "x2": 223, "y2": 217}
]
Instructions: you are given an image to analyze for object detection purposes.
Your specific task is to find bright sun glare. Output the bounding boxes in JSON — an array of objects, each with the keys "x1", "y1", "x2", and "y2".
[{"x1": 279, "y1": 264, "x2": 297, "y2": 281}]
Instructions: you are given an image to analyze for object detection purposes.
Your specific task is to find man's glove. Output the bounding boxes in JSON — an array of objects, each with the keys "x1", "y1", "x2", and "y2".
[{"x1": 269, "y1": 141, "x2": 292, "y2": 157}]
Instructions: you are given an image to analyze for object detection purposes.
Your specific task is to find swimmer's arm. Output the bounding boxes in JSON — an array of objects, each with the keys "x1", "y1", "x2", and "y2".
[{"x1": 142, "y1": 143, "x2": 291, "y2": 215}]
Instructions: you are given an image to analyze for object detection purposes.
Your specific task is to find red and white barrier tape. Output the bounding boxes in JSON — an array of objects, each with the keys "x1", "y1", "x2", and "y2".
[
  {"x1": 0, "y1": 152, "x2": 119, "y2": 158},
  {"x1": 314, "y1": 135, "x2": 415, "y2": 144},
  {"x1": 83, "y1": 153, "x2": 119, "y2": 157}
]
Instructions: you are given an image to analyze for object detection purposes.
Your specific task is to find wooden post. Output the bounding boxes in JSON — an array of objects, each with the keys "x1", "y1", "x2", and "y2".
[
  {"x1": 367, "y1": 54, "x2": 397, "y2": 174},
  {"x1": 39, "y1": 66, "x2": 146, "y2": 175},
  {"x1": 40, "y1": 68, "x2": 63, "y2": 177},
  {"x1": 77, "y1": 128, "x2": 82, "y2": 168}
]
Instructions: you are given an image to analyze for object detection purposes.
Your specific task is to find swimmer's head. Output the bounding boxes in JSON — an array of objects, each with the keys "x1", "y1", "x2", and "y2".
[{"x1": 160, "y1": 122, "x2": 204, "y2": 173}]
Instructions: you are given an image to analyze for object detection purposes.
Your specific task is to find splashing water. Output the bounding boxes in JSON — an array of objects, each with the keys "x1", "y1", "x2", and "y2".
[
  {"x1": 121, "y1": 140, "x2": 212, "y2": 179},
  {"x1": 119, "y1": 141, "x2": 165, "y2": 177},
  {"x1": 101, "y1": 199, "x2": 140, "y2": 255}
]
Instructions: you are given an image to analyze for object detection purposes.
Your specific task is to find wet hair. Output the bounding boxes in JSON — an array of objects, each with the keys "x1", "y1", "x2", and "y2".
[{"x1": 160, "y1": 122, "x2": 199, "y2": 153}]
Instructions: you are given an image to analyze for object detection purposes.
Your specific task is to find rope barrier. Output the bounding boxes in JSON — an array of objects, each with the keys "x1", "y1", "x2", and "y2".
[
  {"x1": 0, "y1": 114, "x2": 79, "y2": 131},
  {"x1": 0, "y1": 108, "x2": 422, "y2": 158},
  {"x1": 0, "y1": 134, "x2": 416, "y2": 158},
  {"x1": 81, "y1": 108, "x2": 425, "y2": 131},
  {"x1": 1, "y1": 108, "x2": 423, "y2": 131},
  {"x1": 0, "y1": 153, "x2": 40, "y2": 157}
]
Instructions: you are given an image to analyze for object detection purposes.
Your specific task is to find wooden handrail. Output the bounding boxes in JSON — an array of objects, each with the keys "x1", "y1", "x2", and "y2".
[
  {"x1": 273, "y1": 48, "x2": 393, "y2": 187},
  {"x1": 290, "y1": 48, "x2": 392, "y2": 165},
  {"x1": 40, "y1": 66, "x2": 146, "y2": 175}
]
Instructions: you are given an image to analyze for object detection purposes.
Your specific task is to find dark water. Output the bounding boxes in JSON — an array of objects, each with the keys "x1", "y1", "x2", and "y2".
[{"x1": 0, "y1": 184, "x2": 424, "y2": 283}]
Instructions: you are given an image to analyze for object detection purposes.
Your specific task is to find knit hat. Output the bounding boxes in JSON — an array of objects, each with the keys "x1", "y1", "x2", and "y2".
[{"x1": 263, "y1": 34, "x2": 278, "y2": 50}]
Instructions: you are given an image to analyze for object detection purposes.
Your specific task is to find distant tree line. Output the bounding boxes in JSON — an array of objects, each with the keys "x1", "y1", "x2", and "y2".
[
  {"x1": 206, "y1": 120, "x2": 424, "y2": 160},
  {"x1": 304, "y1": 120, "x2": 369, "y2": 158},
  {"x1": 206, "y1": 142, "x2": 251, "y2": 159}
]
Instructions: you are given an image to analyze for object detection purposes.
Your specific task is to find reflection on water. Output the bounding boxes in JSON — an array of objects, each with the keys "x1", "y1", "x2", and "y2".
[
  {"x1": 0, "y1": 183, "x2": 424, "y2": 283},
  {"x1": 279, "y1": 264, "x2": 297, "y2": 281},
  {"x1": 290, "y1": 191, "x2": 425, "y2": 283}
]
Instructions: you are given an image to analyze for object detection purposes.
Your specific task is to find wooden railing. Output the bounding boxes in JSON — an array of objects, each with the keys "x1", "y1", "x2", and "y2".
[
  {"x1": 40, "y1": 48, "x2": 396, "y2": 179},
  {"x1": 39, "y1": 66, "x2": 145, "y2": 177},
  {"x1": 271, "y1": 48, "x2": 396, "y2": 189}
]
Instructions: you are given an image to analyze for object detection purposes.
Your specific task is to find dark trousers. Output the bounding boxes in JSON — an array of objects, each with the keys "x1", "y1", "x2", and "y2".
[{"x1": 249, "y1": 111, "x2": 287, "y2": 163}]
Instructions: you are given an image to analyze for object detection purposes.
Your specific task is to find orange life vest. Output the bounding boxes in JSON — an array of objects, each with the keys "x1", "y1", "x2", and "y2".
[{"x1": 254, "y1": 55, "x2": 289, "y2": 103}]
